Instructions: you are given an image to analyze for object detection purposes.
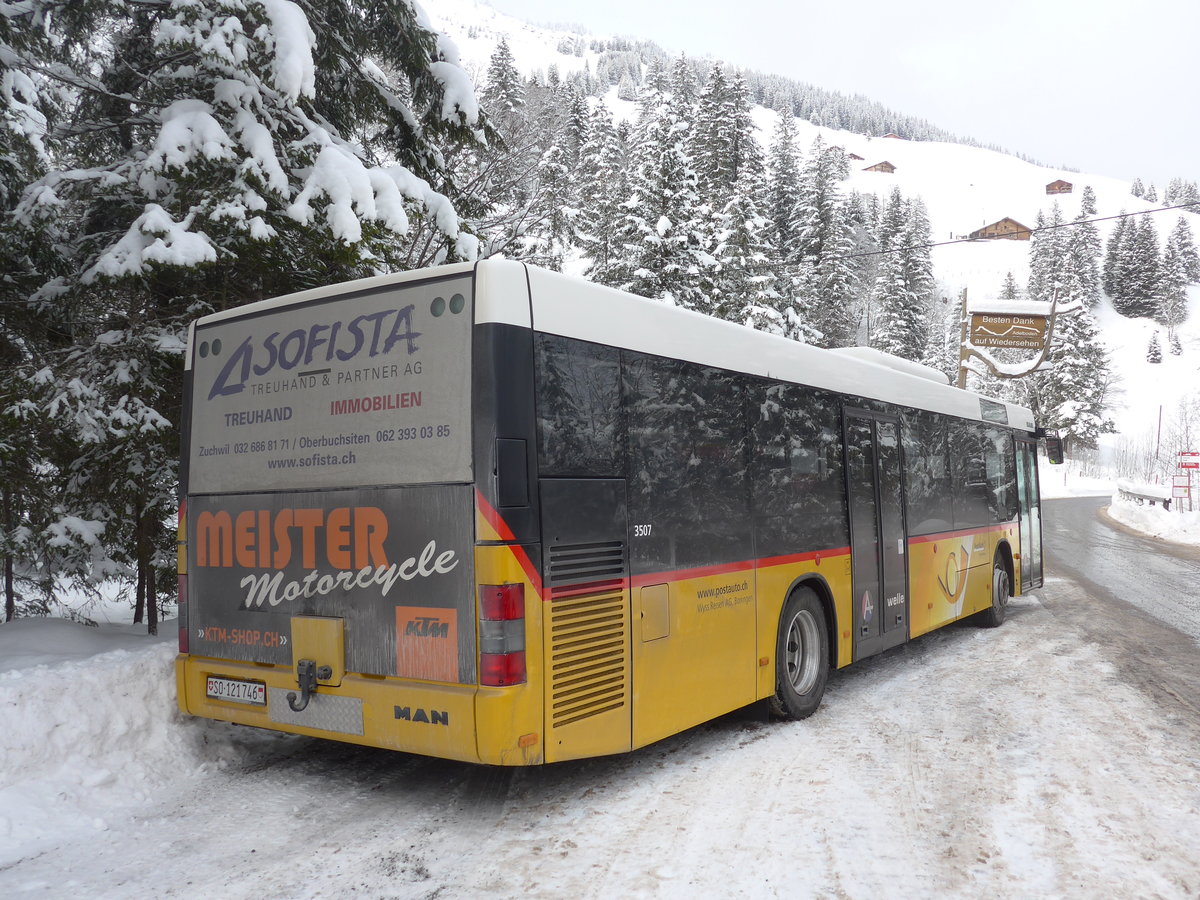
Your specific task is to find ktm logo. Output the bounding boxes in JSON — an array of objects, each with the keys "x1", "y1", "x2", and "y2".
[
  {"x1": 395, "y1": 606, "x2": 459, "y2": 682},
  {"x1": 405, "y1": 616, "x2": 450, "y2": 638}
]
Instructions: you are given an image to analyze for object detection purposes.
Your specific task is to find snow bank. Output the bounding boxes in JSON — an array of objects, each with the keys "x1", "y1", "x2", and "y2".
[
  {"x1": 967, "y1": 298, "x2": 1052, "y2": 316},
  {"x1": 1115, "y1": 478, "x2": 1171, "y2": 501},
  {"x1": 1108, "y1": 493, "x2": 1200, "y2": 546},
  {"x1": 1037, "y1": 457, "x2": 1113, "y2": 499},
  {"x1": 0, "y1": 619, "x2": 244, "y2": 866}
]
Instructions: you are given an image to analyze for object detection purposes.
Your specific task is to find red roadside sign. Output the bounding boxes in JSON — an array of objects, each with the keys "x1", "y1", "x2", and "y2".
[{"x1": 1180, "y1": 451, "x2": 1200, "y2": 469}]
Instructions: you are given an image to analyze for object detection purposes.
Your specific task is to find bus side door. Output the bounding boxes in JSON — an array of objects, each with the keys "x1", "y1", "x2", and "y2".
[
  {"x1": 1014, "y1": 438, "x2": 1044, "y2": 590},
  {"x1": 845, "y1": 411, "x2": 909, "y2": 660}
]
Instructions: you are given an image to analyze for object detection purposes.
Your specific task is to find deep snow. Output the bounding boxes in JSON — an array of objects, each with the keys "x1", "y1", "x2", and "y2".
[
  {"x1": 4, "y1": 576, "x2": 1200, "y2": 898},
  {"x1": 1108, "y1": 493, "x2": 1200, "y2": 546}
]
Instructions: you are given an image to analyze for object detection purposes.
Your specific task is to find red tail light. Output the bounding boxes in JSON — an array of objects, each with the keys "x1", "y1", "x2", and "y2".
[
  {"x1": 480, "y1": 650, "x2": 526, "y2": 686},
  {"x1": 480, "y1": 583, "x2": 524, "y2": 619},
  {"x1": 479, "y1": 583, "x2": 525, "y2": 686}
]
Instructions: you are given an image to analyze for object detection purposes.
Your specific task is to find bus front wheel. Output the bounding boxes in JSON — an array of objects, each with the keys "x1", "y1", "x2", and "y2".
[{"x1": 770, "y1": 587, "x2": 829, "y2": 719}]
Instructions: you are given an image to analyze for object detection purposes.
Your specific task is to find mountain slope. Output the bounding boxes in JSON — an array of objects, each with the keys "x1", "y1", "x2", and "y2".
[{"x1": 429, "y1": 0, "x2": 1199, "y2": 451}]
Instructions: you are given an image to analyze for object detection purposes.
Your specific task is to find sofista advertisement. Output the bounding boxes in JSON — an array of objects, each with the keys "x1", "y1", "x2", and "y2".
[
  {"x1": 187, "y1": 273, "x2": 474, "y2": 494},
  {"x1": 185, "y1": 274, "x2": 478, "y2": 683}
]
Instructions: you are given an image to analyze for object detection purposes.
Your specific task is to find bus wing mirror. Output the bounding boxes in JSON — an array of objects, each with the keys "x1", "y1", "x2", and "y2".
[{"x1": 1044, "y1": 436, "x2": 1064, "y2": 465}]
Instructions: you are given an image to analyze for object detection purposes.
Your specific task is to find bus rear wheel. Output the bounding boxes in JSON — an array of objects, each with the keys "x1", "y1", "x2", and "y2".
[
  {"x1": 770, "y1": 586, "x2": 829, "y2": 719},
  {"x1": 974, "y1": 560, "x2": 1010, "y2": 628}
]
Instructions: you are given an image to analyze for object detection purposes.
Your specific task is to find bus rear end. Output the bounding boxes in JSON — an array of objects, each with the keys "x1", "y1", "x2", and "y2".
[{"x1": 175, "y1": 261, "x2": 545, "y2": 764}]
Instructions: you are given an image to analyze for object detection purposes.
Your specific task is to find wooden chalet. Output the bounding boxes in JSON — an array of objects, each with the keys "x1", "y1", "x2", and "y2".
[
  {"x1": 882, "y1": 132, "x2": 903, "y2": 139},
  {"x1": 1046, "y1": 179, "x2": 1074, "y2": 195},
  {"x1": 969, "y1": 218, "x2": 1033, "y2": 241},
  {"x1": 863, "y1": 160, "x2": 896, "y2": 174},
  {"x1": 848, "y1": 152, "x2": 865, "y2": 161}
]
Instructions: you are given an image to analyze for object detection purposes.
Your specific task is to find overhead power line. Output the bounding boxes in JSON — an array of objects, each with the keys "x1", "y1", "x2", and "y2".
[{"x1": 839, "y1": 200, "x2": 1200, "y2": 261}]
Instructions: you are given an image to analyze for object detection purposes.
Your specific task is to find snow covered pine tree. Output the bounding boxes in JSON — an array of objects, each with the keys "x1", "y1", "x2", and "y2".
[{"x1": 1, "y1": 0, "x2": 484, "y2": 629}]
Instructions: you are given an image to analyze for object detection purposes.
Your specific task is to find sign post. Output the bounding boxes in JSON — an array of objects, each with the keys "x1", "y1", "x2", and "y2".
[
  {"x1": 958, "y1": 293, "x2": 1068, "y2": 388},
  {"x1": 956, "y1": 292, "x2": 1076, "y2": 467},
  {"x1": 956, "y1": 288, "x2": 969, "y2": 390},
  {"x1": 969, "y1": 313, "x2": 1050, "y2": 351},
  {"x1": 1171, "y1": 475, "x2": 1190, "y2": 504},
  {"x1": 1179, "y1": 453, "x2": 1198, "y2": 512}
]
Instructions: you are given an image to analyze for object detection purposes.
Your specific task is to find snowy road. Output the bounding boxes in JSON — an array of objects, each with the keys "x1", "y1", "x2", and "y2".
[
  {"x1": 1045, "y1": 495, "x2": 1200, "y2": 643},
  {"x1": 4, "y1": 498, "x2": 1200, "y2": 898},
  {"x1": 1042, "y1": 496, "x2": 1200, "y2": 727}
]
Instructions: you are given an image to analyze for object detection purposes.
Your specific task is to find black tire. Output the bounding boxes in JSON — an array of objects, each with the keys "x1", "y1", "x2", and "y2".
[
  {"x1": 769, "y1": 586, "x2": 829, "y2": 719},
  {"x1": 974, "y1": 559, "x2": 1010, "y2": 628}
]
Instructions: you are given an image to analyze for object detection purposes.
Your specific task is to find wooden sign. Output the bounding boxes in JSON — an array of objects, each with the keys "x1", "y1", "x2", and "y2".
[{"x1": 970, "y1": 313, "x2": 1049, "y2": 350}]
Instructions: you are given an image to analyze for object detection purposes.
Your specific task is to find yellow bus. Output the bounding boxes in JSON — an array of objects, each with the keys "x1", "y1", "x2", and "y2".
[{"x1": 176, "y1": 259, "x2": 1044, "y2": 764}]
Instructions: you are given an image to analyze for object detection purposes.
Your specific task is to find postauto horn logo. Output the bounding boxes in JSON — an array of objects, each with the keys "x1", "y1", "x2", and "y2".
[{"x1": 206, "y1": 306, "x2": 422, "y2": 401}]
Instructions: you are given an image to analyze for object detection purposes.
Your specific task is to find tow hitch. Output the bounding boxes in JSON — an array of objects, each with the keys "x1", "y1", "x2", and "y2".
[{"x1": 287, "y1": 659, "x2": 332, "y2": 712}]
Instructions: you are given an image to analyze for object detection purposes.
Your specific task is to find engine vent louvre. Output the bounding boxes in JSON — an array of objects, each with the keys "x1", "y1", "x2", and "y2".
[
  {"x1": 546, "y1": 540, "x2": 625, "y2": 587},
  {"x1": 548, "y1": 588, "x2": 628, "y2": 728}
]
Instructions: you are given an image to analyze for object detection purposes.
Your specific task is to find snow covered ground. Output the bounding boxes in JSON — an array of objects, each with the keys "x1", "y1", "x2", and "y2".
[
  {"x1": 4, "y1": 577, "x2": 1200, "y2": 898},
  {"x1": 1108, "y1": 494, "x2": 1200, "y2": 547},
  {"x1": 1044, "y1": 455, "x2": 1200, "y2": 548},
  {"x1": 1037, "y1": 457, "x2": 1113, "y2": 500}
]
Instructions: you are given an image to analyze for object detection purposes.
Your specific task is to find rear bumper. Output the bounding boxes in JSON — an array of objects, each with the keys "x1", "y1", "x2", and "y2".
[{"x1": 175, "y1": 655, "x2": 544, "y2": 765}]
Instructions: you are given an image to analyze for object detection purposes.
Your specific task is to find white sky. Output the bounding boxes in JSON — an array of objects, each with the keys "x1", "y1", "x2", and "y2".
[{"x1": 485, "y1": 0, "x2": 1197, "y2": 188}]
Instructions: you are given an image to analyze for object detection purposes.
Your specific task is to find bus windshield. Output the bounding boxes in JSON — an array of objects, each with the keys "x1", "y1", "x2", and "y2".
[{"x1": 187, "y1": 272, "x2": 474, "y2": 494}]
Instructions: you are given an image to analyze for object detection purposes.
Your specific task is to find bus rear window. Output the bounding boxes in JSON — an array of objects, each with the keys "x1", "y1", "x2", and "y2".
[{"x1": 188, "y1": 275, "x2": 473, "y2": 494}]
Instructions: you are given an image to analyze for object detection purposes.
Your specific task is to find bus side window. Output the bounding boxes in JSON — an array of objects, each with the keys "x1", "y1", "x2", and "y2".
[
  {"x1": 534, "y1": 334, "x2": 622, "y2": 477},
  {"x1": 950, "y1": 420, "x2": 992, "y2": 529},
  {"x1": 901, "y1": 410, "x2": 954, "y2": 535},
  {"x1": 751, "y1": 382, "x2": 846, "y2": 556},
  {"x1": 984, "y1": 428, "x2": 1019, "y2": 521},
  {"x1": 624, "y1": 353, "x2": 752, "y2": 570}
]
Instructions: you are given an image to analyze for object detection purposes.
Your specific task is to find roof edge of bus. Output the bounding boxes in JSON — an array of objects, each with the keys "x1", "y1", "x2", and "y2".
[
  {"x1": 520, "y1": 265, "x2": 1037, "y2": 432},
  {"x1": 188, "y1": 260, "x2": 508, "y2": 330},
  {"x1": 828, "y1": 346, "x2": 949, "y2": 385},
  {"x1": 183, "y1": 260, "x2": 532, "y2": 370},
  {"x1": 181, "y1": 259, "x2": 1036, "y2": 431}
]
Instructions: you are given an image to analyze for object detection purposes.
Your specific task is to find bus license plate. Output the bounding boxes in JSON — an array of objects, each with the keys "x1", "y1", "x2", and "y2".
[{"x1": 206, "y1": 677, "x2": 266, "y2": 706}]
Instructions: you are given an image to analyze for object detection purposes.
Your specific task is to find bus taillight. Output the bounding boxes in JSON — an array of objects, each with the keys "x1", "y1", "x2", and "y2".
[{"x1": 479, "y1": 583, "x2": 526, "y2": 686}]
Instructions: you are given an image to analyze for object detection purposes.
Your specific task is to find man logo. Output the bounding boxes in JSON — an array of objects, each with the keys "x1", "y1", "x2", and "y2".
[{"x1": 394, "y1": 706, "x2": 450, "y2": 726}]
